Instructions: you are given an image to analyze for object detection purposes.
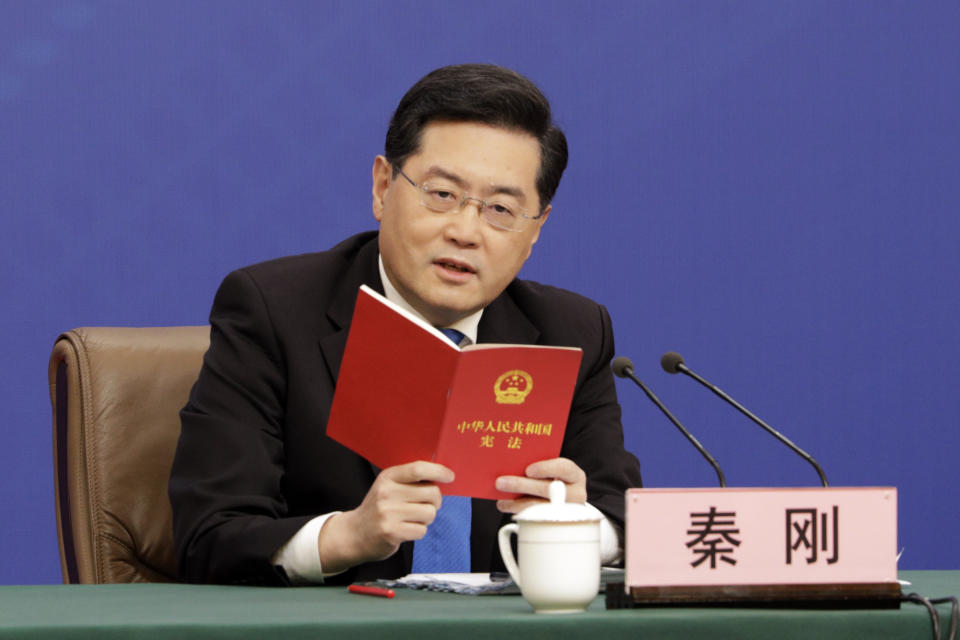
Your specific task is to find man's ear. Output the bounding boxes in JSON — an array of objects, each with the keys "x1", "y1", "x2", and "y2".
[
  {"x1": 371, "y1": 155, "x2": 392, "y2": 222},
  {"x1": 522, "y1": 204, "x2": 550, "y2": 261},
  {"x1": 529, "y1": 205, "x2": 550, "y2": 246}
]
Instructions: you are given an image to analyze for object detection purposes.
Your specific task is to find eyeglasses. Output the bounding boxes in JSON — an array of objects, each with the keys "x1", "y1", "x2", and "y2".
[{"x1": 394, "y1": 166, "x2": 543, "y2": 232}]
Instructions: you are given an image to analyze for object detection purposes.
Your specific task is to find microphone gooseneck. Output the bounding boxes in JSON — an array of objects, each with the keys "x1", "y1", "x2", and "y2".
[
  {"x1": 612, "y1": 356, "x2": 725, "y2": 487},
  {"x1": 661, "y1": 351, "x2": 828, "y2": 487}
]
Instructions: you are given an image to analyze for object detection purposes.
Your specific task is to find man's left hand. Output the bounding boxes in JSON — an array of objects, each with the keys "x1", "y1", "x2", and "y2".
[{"x1": 494, "y1": 457, "x2": 587, "y2": 513}]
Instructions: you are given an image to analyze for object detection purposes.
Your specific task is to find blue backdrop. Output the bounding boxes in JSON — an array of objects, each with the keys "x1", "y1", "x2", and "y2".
[{"x1": 2, "y1": 0, "x2": 957, "y2": 584}]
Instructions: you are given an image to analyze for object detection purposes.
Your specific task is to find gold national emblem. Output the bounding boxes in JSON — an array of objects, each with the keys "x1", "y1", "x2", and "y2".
[{"x1": 494, "y1": 370, "x2": 533, "y2": 405}]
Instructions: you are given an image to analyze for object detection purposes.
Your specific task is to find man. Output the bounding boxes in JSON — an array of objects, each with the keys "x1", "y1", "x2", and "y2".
[{"x1": 170, "y1": 64, "x2": 643, "y2": 585}]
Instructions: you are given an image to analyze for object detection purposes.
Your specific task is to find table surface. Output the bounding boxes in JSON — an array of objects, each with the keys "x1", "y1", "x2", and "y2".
[{"x1": 0, "y1": 571, "x2": 956, "y2": 639}]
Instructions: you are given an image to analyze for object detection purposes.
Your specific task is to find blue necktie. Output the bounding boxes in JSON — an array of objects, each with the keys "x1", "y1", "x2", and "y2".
[{"x1": 411, "y1": 328, "x2": 472, "y2": 573}]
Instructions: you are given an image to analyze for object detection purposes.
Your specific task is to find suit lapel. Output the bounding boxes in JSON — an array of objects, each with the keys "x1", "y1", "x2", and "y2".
[
  {"x1": 317, "y1": 237, "x2": 383, "y2": 384},
  {"x1": 477, "y1": 285, "x2": 540, "y2": 346}
]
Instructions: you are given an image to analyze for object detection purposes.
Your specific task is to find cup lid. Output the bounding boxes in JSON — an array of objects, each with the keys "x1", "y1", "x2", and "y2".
[{"x1": 512, "y1": 480, "x2": 603, "y2": 523}]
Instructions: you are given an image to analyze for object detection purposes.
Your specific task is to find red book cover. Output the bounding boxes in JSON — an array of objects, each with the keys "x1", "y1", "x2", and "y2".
[{"x1": 326, "y1": 285, "x2": 582, "y2": 499}]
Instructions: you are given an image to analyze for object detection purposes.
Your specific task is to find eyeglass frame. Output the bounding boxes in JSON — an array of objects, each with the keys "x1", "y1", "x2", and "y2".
[{"x1": 393, "y1": 165, "x2": 545, "y2": 232}]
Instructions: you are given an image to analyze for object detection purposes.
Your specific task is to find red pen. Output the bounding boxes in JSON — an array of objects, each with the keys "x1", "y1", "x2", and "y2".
[{"x1": 348, "y1": 584, "x2": 395, "y2": 598}]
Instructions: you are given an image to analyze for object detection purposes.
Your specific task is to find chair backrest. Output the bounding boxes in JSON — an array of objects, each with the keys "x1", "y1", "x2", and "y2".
[{"x1": 48, "y1": 326, "x2": 209, "y2": 583}]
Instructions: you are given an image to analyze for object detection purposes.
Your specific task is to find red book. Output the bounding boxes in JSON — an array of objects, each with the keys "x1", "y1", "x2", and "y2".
[{"x1": 327, "y1": 285, "x2": 583, "y2": 500}]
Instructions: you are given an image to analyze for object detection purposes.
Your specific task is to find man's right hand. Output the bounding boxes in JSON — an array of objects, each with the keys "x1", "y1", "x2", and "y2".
[{"x1": 316, "y1": 461, "x2": 454, "y2": 575}]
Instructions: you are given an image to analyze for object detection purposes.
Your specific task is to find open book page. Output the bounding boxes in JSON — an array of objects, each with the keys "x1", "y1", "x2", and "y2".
[
  {"x1": 358, "y1": 284, "x2": 456, "y2": 347},
  {"x1": 464, "y1": 343, "x2": 580, "y2": 351}
]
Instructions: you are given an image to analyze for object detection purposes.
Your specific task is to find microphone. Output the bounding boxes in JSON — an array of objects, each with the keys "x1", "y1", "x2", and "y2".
[
  {"x1": 612, "y1": 356, "x2": 726, "y2": 487},
  {"x1": 661, "y1": 351, "x2": 828, "y2": 487}
]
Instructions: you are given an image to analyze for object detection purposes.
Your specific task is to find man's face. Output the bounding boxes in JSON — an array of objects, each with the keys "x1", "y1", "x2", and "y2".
[{"x1": 372, "y1": 121, "x2": 549, "y2": 327}]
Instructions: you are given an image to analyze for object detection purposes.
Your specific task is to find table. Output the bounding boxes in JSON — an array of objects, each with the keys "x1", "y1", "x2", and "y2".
[{"x1": 0, "y1": 571, "x2": 955, "y2": 639}]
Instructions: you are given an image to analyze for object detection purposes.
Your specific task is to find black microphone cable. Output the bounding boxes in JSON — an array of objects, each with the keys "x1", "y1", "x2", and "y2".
[{"x1": 902, "y1": 591, "x2": 958, "y2": 640}]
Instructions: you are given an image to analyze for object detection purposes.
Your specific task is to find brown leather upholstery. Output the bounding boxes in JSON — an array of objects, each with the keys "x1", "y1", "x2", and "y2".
[{"x1": 49, "y1": 327, "x2": 209, "y2": 583}]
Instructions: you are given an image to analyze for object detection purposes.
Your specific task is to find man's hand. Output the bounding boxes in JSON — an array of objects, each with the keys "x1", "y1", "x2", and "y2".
[
  {"x1": 494, "y1": 457, "x2": 587, "y2": 513},
  {"x1": 317, "y1": 461, "x2": 454, "y2": 574}
]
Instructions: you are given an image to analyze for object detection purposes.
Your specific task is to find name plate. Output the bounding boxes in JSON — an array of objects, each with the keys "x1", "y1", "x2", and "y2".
[{"x1": 622, "y1": 487, "x2": 898, "y2": 605}]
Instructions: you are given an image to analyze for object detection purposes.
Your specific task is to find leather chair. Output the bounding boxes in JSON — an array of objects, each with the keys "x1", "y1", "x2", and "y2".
[{"x1": 48, "y1": 326, "x2": 209, "y2": 583}]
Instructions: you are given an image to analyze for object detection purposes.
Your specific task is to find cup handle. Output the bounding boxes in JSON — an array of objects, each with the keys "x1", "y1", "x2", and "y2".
[{"x1": 497, "y1": 523, "x2": 521, "y2": 588}]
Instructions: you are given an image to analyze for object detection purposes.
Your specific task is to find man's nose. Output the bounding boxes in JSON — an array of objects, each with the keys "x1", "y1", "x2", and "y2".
[{"x1": 444, "y1": 198, "x2": 485, "y2": 243}]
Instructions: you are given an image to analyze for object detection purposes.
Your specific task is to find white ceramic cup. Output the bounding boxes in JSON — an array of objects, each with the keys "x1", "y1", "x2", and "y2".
[{"x1": 497, "y1": 481, "x2": 601, "y2": 614}]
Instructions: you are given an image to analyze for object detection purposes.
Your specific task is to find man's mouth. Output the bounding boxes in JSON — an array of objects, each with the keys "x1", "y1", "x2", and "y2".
[{"x1": 435, "y1": 259, "x2": 475, "y2": 274}]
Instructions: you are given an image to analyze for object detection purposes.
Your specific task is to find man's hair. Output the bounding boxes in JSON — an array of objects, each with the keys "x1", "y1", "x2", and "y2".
[{"x1": 384, "y1": 64, "x2": 568, "y2": 212}]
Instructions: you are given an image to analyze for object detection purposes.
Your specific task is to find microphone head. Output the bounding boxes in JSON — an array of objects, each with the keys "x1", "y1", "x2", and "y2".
[
  {"x1": 611, "y1": 356, "x2": 634, "y2": 378},
  {"x1": 661, "y1": 351, "x2": 685, "y2": 374}
]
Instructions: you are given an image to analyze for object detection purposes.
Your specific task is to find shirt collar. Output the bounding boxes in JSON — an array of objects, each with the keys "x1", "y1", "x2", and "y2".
[{"x1": 378, "y1": 254, "x2": 482, "y2": 346}]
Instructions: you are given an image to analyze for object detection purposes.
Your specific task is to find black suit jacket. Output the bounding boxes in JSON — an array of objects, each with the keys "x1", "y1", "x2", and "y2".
[{"x1": 170, "y1": 231, "x2": 642, "y2": 585}]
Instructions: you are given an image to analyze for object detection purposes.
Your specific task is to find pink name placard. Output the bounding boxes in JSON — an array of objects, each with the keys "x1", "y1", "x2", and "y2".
[{"x1": 625, "y1": 487, "x2": 897, "y2": 588}]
